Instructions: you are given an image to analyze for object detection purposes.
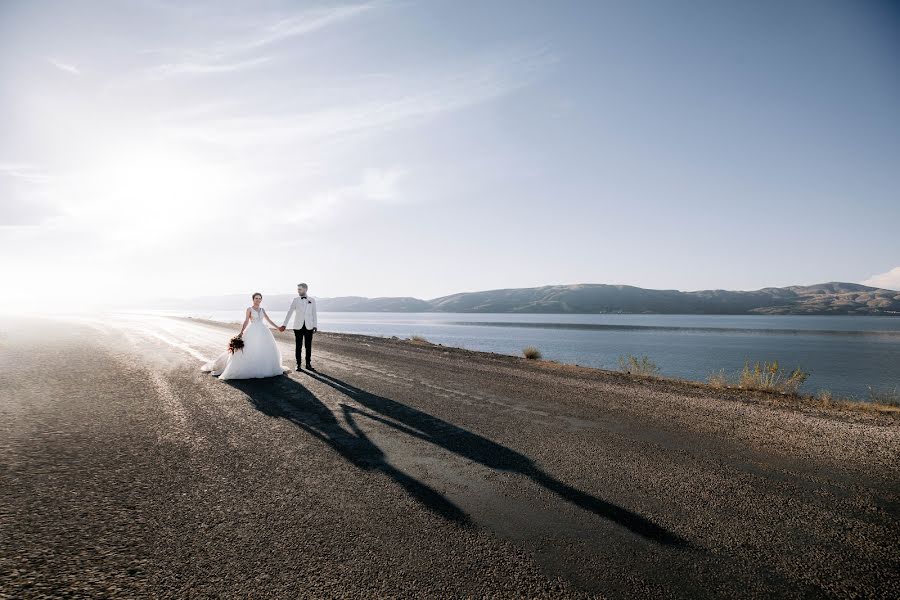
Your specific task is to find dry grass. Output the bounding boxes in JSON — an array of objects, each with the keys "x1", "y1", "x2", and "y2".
[
  {"x1": 867, "y1": 386, "x2": 900, "y2": 407},
  {"x1": 618, "y1": 354, "x2": 660, "y2": 377},
  {"x1": 802, "y1": 388, "x2": 900, "y2": 414},
  {"x1": 738, "y1": 361, "x2": 808, "y2": 394},
  {"x1": 698, "y1": 369, "x2": 895, "y2": 414},
  {"x1": 523, "y1": 346, "x2": 542, "y2": 360},
  {"x1": 708, "y1": 369, "x2": 729, "y2": 388},
  {"x1": 408, "y1": 335, "x2": 431, "y2": 344},
  {"x1": 810, "y1": 389, "x2": 845, "y2": 409}
]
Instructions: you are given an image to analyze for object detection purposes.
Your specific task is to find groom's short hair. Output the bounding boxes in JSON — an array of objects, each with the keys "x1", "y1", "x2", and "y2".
[{"x1": 298, "y1": 283, "x2": 308, "y2": 288}]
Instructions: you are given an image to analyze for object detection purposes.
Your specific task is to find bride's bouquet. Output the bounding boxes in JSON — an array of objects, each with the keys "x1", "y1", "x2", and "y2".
[{"x1": 228, "y1": 335, "x2": 245, "y2": 353}]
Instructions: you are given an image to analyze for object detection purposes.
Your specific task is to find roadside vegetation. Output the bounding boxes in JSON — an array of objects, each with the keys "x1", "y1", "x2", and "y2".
[
  {"x1": 706, "y1": 361, "x2": 809, "y2": 394},
  {"x1": 394, "y1": 333, "x2": 896, "y2": 415},
  {"x1": 803, "y1": 388, "x2": 900, "y2": 413},
  {"x1": 708, "y1": 369, "x2": 729, "y2": 389},
  {"x1": 866, "y1": 386, "x2": 900, "y2": 407},
  {"x1": 618, "y1": 354, "x2": 660, "y2": 377},
  {"x1": 704, "y1": 362, "x2": 898, "y2": 414},
  {"x1": 738, "y1": 361, "x2": 809, "y2": 393},
  {"x1": 523, "y1": 346, "x2": 542, "y2": 360}
]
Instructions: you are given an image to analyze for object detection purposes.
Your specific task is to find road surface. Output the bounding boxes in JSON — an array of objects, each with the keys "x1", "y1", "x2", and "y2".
[{"x1": 1, "y1": 315, "x2": 898, "y2": 598}]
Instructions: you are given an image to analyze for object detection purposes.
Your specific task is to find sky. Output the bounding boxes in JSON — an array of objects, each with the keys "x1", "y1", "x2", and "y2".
[{"x1": 2, "y1": 0, "x2": 899, "y2": 310}]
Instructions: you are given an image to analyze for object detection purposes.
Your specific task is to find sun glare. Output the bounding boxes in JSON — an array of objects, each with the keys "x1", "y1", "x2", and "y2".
[
  {"x1": 1, "y1": 145, "x2": 239, "y2": 313},
  {"x1": 71, "y1": 146, "x2": 230, "y2": 239}
]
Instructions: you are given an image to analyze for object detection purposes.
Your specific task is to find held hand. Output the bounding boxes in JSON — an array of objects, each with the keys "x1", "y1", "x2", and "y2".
[{"x1": 278, "y1": 326, "x2": 286, "y2": 332}]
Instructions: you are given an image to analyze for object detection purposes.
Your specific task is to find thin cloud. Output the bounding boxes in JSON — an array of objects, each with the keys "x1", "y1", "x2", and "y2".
[
  {"x1": 0, "y1": 164, "x2": 58, "y2": 226},
  {"x1": 361, "y1": 166, "x2": 406, "y2": 201},
  {"x1": 227, "y1": 3, "x2": 376, "y2": 55},
  {"x1": 147, "y1": 56, "x2": 274, "y2": 78},
  {"x1": 863, "y1": 267, "x2": 900, "y2": 291},
  {"x1": 48, "y1": 58, "x2": 81, "y2": 75},
  {"x1": 163, "y1": 47, "x2": 555, "y2": 148},
  {"x1": 282, "y1": 166, "x2": 408, "y2": 229},
  {"x1": 0, "y1": 163, "x2": 52, "y2": 183},
  {"x1": 145, "y1": 2, "x2": 377, "y2": 78}
]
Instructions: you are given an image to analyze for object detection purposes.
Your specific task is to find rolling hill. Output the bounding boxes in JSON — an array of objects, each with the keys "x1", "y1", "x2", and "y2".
[
  {"x1": 155, "y1": 282, "x2": 900, "y2": 315},
  {"x1": 426, "y1": 282, "x2": 900, "y2": 315}
]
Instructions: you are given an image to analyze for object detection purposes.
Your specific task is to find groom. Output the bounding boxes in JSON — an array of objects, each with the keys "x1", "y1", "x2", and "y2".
[{"x1": 279, "y1": 283, "x2": 318, "y2": 371}]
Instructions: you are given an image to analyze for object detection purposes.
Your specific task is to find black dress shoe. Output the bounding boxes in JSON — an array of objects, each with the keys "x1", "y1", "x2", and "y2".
[{"x1": 305, "y1": 364, "x2": 315, "y2": 371}]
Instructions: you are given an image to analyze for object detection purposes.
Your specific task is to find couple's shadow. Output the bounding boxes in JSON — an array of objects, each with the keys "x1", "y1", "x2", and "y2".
[{"x1": 227, "y1": 370, "x2": 685, "y2": 547}]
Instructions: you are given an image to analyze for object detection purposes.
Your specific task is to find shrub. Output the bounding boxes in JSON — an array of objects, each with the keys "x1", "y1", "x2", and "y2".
[
  {"x1": 817, "y1": 389, "x2": 834, "y2": 403},
  {"x1": 738, "y1": 360, "x2": 808, "y2": 394},
  {"x1": 866, "y1": 386, "x2": 900, "y2": 407},
  {"x1": 409, "y1": 335, "x2": 430, "y2": 343},
  {"x1": 708, "y1": 369, "x2": 729, "y2": 388},
  {"x1": 523, "y1": 346, "x2": 542, "y2": 360},
  {"x1": 618, "y1": 354, "x2": 660, "y2": 377}
]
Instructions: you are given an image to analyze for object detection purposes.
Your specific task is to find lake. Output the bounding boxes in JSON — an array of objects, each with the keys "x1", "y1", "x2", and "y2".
[{"x1": 165, "y1": 310, "x2": 900, "y2": 400}]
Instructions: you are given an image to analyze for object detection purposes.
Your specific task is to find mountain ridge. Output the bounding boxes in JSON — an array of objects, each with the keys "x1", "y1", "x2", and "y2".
[{"x1": 154, "y1": 282, "x2": 900, "y2": 315}]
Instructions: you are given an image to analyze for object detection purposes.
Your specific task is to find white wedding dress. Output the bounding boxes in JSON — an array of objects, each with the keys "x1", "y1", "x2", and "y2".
[{"x1": 202, "y1": 307, "x2": 285, "y2": 380}]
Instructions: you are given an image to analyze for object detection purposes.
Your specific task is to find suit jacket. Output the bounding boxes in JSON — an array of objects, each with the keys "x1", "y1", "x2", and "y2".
[{"x1": 282, "y1": 296, "x2": 318, "y2": 330}]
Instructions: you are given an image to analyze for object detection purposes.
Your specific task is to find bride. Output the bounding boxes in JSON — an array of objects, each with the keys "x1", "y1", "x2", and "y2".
[{"x1": 202, "y1": 293, "x2": 286, "y2": 380}]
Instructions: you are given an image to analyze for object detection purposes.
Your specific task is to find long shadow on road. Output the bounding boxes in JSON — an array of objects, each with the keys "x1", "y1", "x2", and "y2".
[
  {"x1": 227, "y1": 374, "x2": 469, "y2": 524},
  {"x1": 228, "y1": 370, "x2": 686, "y2": 547}
]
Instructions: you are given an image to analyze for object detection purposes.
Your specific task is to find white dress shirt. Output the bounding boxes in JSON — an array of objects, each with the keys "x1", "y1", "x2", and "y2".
[{"x1": 282, "y1": 295, "x2": 318, "y2": 330}]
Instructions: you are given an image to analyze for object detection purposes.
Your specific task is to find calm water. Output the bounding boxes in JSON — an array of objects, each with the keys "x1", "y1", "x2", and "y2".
[{"x1": 164, "y1": 310, "x2": 900, "y2": 400}]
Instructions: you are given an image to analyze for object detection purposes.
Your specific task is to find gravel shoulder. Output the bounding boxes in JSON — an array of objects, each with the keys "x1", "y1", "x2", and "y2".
[{"x1": 1, "y1": 316, "x2": 898, "y2": 598}]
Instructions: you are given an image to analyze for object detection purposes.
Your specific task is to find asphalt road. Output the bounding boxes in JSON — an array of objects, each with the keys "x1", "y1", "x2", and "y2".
[{"x1": 1, "y1": 315, "x2": 898, "y2": 598}]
